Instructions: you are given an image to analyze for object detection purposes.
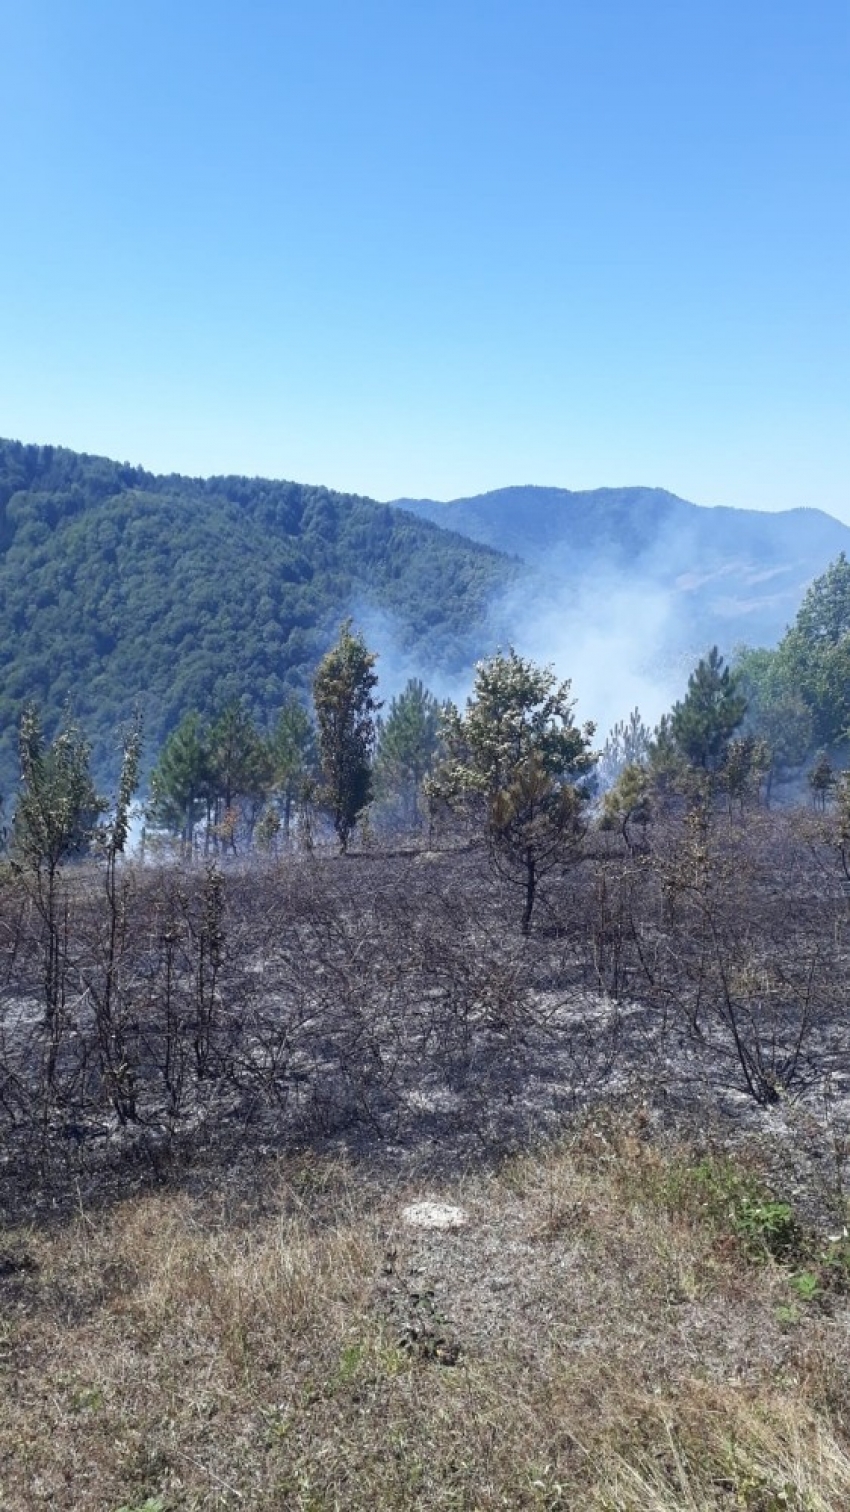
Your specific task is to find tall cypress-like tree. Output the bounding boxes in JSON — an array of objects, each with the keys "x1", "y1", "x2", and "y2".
[{"x1": 313, "y1": 621, "x2": 381, "y2": 852}]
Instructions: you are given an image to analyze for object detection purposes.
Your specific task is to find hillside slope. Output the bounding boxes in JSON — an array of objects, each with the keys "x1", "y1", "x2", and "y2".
[{"x1": 0, "y1": 440, "x2": 517, "y2": 786}]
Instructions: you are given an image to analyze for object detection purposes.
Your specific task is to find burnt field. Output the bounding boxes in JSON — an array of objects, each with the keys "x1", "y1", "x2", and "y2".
[
  {"x1": 5, "y1": 810, "x2": 850, "y2": 1510},
  {"x1": 2, "y1": 805, "x2": 850, "y2": 1226}
]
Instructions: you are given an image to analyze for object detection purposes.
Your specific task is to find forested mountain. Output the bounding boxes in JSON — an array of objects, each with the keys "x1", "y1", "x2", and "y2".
[
  {"x1": 5, "y1": 439, "x2": 850, "y2": 799},
  {"x1": 395, "y1": 485, "x2": 850, "y2": 654},
  {"x1": 0, "y1": 440, "x2": 517, "y2": 788}
]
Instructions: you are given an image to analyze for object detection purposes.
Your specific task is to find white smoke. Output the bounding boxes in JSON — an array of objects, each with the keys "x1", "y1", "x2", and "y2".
[
  {"x1": 485, "y1": 568, "x2": 683, "y2": 742},
  {"x1": 345, "y1": 566, "x2": 683, "y2": 750}
]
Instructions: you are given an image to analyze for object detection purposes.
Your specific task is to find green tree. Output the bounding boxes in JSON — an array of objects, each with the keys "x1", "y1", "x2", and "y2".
[
  {"x1": 374, "y1": 677, "x2": 442, "y2": 828},
  {"x1": 313, "y1": 621, "x2": 381, "y2": 852},
  {"x1": 792, "y1": 551, "x2": 850, "y2": 645},
  {"x1": 600, "y1": 761, "x2": 652, "y2": 851},
  {"x1": 734, "y1": 645, "x2": 813, "y2": 795},
  {"x1": 268, "y1": 697, "x2": 316, "y2": 839},
  {"x1": 13, "y1": 705, "x2": 105, "y2": 1022},
  {"x1": 809, "y1": 750, "x2": 836, "y2": 811},
  {"x1": 430, "y1": 649, "x2": 595, "y2": 932},
  {"x1": 778, "y1": 554, "x2": 850, "y2": 750},
  {"x1": 720, "y1": 734, "x2": 771, "y2": 815},
  {"x1": 597, "y1": 707, "x2": 652, "y2": 788},
  {"x1": 208, "y1": 700, "x2": 272, "y2": 850},
  {"x1": 668, "y1": 647, "x2": 747, "y2": 774},
  {"x1": 148, "y1": 710, "x2": 212, "y2": 852}
]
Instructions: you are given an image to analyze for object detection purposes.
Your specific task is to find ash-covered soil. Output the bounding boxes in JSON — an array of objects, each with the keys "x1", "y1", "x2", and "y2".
[{"x1": 2, "y1": 825, "x2": 849, "y2": 1230}]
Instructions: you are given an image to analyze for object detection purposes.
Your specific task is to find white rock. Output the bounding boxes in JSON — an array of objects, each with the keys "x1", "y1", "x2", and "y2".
[{"x1": 402, "y1": 1201, "x2": 467, "y2": 1230}]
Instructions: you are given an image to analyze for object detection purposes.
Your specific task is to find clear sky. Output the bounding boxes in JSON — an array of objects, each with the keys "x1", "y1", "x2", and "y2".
[{"x1": 2, "y1": 1, "x2": 848, "y2": 517}]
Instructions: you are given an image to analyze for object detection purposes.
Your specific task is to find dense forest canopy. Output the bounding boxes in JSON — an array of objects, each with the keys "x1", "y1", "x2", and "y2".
[{"x1": 0, "y1": 439, "x2": 517, "y2": 788}]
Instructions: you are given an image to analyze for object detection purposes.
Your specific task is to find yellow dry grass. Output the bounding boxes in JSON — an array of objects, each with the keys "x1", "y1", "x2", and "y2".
[{"x1": 2, "y1": 1127, "x2": 849, "y2": 1510}]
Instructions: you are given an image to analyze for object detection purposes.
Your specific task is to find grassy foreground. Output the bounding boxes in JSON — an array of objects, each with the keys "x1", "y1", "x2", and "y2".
[{"x1": 2, "y1": 1120, "x2": 850, "y2": 1511}]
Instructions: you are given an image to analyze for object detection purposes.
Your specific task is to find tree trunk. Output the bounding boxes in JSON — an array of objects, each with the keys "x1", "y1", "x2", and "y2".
[{"x1": 521, "y1": 846, "x2": 536, "y2": 936}]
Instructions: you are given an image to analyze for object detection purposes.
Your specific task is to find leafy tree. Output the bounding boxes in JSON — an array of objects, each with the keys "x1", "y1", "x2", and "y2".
[
  {"x1": 720, "y1": 734, "x2": 771, "y2": 815},
  {"x1": 668, "y1": 647, "x2": 747, "y2": 774},
  {"x1": 14, "y1": 705, "x2": 104, "y2": 873},
  {"x1": 792, "y1": 552, "x2": 850, "y2": 645},
  {"x1": 374, "y1": 677, "x2": 442, "y2": 827},
  {"x1": 778, "y1": 555, "x2": 850, "y2": 749},
  {"x1": 734, "y1": 646, "x2": 813, "y2": 794},
  {"x1": 430, "y1": 649, "x2": 595, "y2": 932},
  {"x1": 809, "y1": 750, "x2": 837, "y2": 810},
  {"x1": 255, "y1": 804, "x2": 283, "y2": 853},
  {"x1": 490, "y1": 752, "x2": 587, "y2": 931},
  {"x1": 313, "y1": 621, "x2": 381, "y2": 852}
]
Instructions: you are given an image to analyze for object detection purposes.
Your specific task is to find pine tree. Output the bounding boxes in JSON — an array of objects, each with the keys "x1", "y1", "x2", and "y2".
[
  {"x1": 148, "y1": 710, "x2": 212, "y2": 851},
  {"x1": 598, "y1": 707, "x2": 651, "y2": 787},
  {"x1": 208, "y1": 701, "x2": 272, "y2": 849},
  {"x1": 669, "y1": 647, "x2": 747, "y2": 773},
  {"x1": 374, "y1": 677, "x2": 441, "y2": 827},
  {"x1": 268, "y1": 697, "x2": 316, "y2": 838},
  {"x1": 429, "y1": 649, "x2": 595, "y2": 932}
]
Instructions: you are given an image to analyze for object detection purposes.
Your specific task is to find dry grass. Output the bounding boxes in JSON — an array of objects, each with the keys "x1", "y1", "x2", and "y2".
[{"x1": 2, "y1": 1123, "x2": 850, "y2": 1510}]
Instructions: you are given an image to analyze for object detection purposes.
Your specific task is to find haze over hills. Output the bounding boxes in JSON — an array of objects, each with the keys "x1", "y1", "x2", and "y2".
[
  {"x1": 395, "y1": 486, "x2": 850, "y2": 656},
  {"x1": 2, "y1": 437, "x2": 850, "y2": 794}
]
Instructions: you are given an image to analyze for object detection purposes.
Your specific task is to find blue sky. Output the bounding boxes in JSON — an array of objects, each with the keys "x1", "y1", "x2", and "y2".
[{"x1": 2, "y1": 1, "x2": 848, "y2": 516}]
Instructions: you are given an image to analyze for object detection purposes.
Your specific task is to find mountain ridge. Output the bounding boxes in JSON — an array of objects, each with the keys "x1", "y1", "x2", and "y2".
[{"x1": 391, "y1": 484, "x2": 850, "y2": 651}]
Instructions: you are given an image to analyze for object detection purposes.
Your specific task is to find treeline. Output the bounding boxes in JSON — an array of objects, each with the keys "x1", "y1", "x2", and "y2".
[
  {"x1": 7, "y1": 549, "x2": 850, "y2": 883},
  {"x1": 601, "y1": 552, "x2": 850, "y2": 821},
  {"x1": 147, "y1": 550, "x2": 850, "y2": 873},
  {"x1": 4, "y1": 433, "x2": 850, "y2": 817},
  {"x1": 144, "y1": 637, "x2": 444, "y2": 856},
  {"x1": 0, "y1": 622, "x2": 447, "y2": 870},
  {"x1": 736, "y1": 552, "x2": 850, "y2": 771}
]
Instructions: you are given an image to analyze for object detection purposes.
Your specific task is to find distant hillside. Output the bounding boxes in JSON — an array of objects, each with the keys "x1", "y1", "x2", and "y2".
[
  {"x1": 0, "y1": 440, "x2": 518, "y2": 788},
  {"x1": 4, "y1": 441, "x2": 849, "y2": 798},
  {"x1": 395, "y1": 486, "x2": 850, "y2": 654}
]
